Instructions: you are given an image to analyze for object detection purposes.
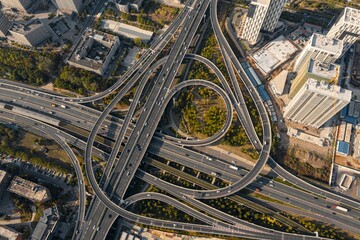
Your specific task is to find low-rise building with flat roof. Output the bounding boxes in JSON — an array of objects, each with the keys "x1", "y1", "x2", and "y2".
[
  {"x1": 8, "y1": 19, "x2": 51, "y2": 47},
  {"x1": 8, "y1": 176, "x2": 51, "y2": 202},
  {"x1": 101, "y1": 19, "x2": 153, "y2": 42},
  {"x1": 68, "y1": 28, "x2": 120, "y2": 76},
  {"x1": 30, "y1": 206, "x2": 59, "y2": 240},
  {"x1": 269, "y1": 70, "x2": 287, "y2": 96},
  {"x1": 0, "y1": 226, "x2": 23, "y2": 240},
  {"x1": 251, "y1": 35, "x2": 298, "y2": 75}
]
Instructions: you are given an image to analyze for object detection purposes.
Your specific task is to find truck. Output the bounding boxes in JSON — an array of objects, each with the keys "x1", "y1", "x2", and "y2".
[
  {"x1": 229, "y1": 165, "x2": 238, "y2": 170},
  {"x1": 333, "y1": 205, "x2": 348, "y2": 212},
  {"x1": 51, "y1": 103, "x2": 57, "y2": 107},
  {"x1": 210, "y1": 172, "x2": 218, "y2": 177},
  {"x1": 60, "y1": 105, "x2": 67, "y2": 109}
]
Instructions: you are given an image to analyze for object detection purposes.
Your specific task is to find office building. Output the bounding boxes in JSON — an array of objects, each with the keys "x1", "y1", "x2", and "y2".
[
  {"x1": 51, "y1": 0, "x2": 84, "y2": 14},
  {"x1": 284, "y1": 79, "x2": 351, "y2": 128},
  {"x1": 327, "y1": 7, "x2": 360, "y2": 53},
  {"x1": 30, "y1": 206, "x2": 59, "y2": 240},
  {"x1": 0, "y1": 0, "x2": 32, "y2": 12},
  {"x1": 0, "y1": 226, "x2": 23, "y2": 240},
  {"x1": 262, "y1": 0, "x2": 286, "y2": 32},
  {"x1": 241, "y1": 0, "x2": 285, "y2": 45},
  {"x1": 0, "y1": 11, "x2": 12, "y2": 37},
  {"x1": 294, "y1": 33, "x2": 343, "y2": 71},
  {"x1": 8, "y1": 19, "x2": 51, "y2": 47},
  {"x1": 68, "y1": 29, "x2": 120, "y2": 75},
  {"x1": 8, "y1": 176, "x2": 51, "y2": 202},
  {"x1": 114, "y1": 0, "x2": 143, "y2": 13},
  {"x1": 289, "y1": 59, "x2": 340, "y2": 98}
]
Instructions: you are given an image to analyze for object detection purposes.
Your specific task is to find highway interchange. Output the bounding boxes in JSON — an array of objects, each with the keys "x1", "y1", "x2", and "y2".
[{"x1": 1, "y1": 0, "x2": 360, "y2": 239}]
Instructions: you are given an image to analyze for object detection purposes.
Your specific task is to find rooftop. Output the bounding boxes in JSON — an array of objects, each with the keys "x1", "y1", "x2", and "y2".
[
  {"x1": 0, "y1": 226, "x2": 22, "y2": 240},
  {"x1": 0, "y1": 169, "x2": 7, "y2": 184},
  {"x1": 344, "y1": 7, "x2": 360, "y2": 26},
  {"x1": 117, "y1": 0, "x2": 142, "y2": 4},
  {"x1": 310, "y1": 33, "x2": 343, "y2": 55},
  {"x1": 252, "y1": 35, "x2": 298, "y2": 75},
  {"x1": 308, "y1": 59, "x2": 339, "y2": 79},
  {"x1": 8, "y1": 176, "x2": 51, "y2": 202},
  {"x1": 305, "y1": 79, "x2": 352, "y2": 101},
  {"x1": 251, "y1": 0, "x2": 271, "y2": 6},
  {"x1": 102, "y1": 20, "x2": 153, "y2": 41},
  {"x1": 270, "y1": 70, "x2": 288, "y2": 95},
  {"x1": 10, "y1": 19, "x2": 43, "y2": 35},
  {"x1": 31, "y1": 206, "x2": 59, "y2": 240}
]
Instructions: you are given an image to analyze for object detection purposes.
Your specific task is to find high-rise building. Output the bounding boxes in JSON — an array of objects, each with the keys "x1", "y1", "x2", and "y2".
[
  {"x1": 8, "y1": 19, "x2": 50, "y2": 46},
  {"x1": 284, "y1": 79, "x2": 351, "y2": 128},
  {"x1": 0, "y1": 11, "x2": 12, "y2": 37},
  {"x1": 327, "y1": 7, "x2": 360, "y2": 53},
  {"x1": 51, "y1": 0, "x2": 84, "y2": 14},
  {"x1": 0, "y1": 0, "x2": 32, "y2": 12},
  {"x1": 262, "y1": 0, "x2": 286, "y2": 32},
  {"x1": 294, "y1": 33, "x2": 343, "y2": 71},
  {"x1": 289, "y1": 59, "x2": 340, "y2": 98},
  {"x1": 241, "y1": 0, "x2": 286, "y2": 45}
]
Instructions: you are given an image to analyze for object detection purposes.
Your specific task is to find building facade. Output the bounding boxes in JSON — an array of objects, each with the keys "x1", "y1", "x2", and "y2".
[
  {"x1": 51, "y1": 0, "x2": 84, "y2": 13},
  {"x1": 327, "y1": 7, "x2": 360, "y2": 54},
  {"x1": 290, "y1": 59, "x2": 340, "y2": 98},
  {"x1": 0, "y1": 0, "x2": 32, "y2": 12},
  {"x1": 294, "y1": 33, "x2": 343, "y2": 71},
  {"x1": 8, "y1": 19, "x2": 51, "y2": 46},
  {"x1": 261, "y1": 0, "x2": 286, "y2": 32},
  {"x1": 0, "y1": 11, "x2": 12, "y2": 37},
  {"x1": 241, "y1": 0, "x2": 269, "y2": 45},
  {"x1": 284, "y1": 79, "x2": 351, "y2": 128},
  {"x1": 241, "y1": 0, "x2": 285, "y2": 45}
]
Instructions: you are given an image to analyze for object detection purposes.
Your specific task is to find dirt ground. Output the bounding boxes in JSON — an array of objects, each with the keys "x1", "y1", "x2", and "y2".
[{"x1": 18, "y1": 132, "x2": 70, "y2": 164}]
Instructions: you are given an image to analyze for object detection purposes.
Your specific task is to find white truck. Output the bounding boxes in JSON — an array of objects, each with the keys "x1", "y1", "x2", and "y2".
[
  {"x1": 229, "y1": 165, "x2": 238, "y2": 170},
  {"x1": 60, "y1": 105, "x2": 67, "y2": 109},
  {"x1": 333, "y1": 205, "x2": 348, "y2": 212}
]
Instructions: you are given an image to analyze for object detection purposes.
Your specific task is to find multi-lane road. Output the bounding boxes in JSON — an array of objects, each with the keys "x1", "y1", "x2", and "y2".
[{"x1": 1, "y1": 0, "x2": 360, "y2": 240}]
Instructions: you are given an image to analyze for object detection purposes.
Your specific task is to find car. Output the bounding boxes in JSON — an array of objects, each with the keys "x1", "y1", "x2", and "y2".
[{"x1": 269, "y1": 184, "x2": 274, "y2": 187}]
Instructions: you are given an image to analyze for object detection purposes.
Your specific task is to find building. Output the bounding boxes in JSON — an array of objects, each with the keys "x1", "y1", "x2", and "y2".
[
  {"x1": 294, "y1": 33, "x2": 343, "y2": 71},
  {"x1": 0, "y1": 11, "x2": 12, "y2": 37},
  {"x1": 0, "y1": 169, "x2": 8, "y2": 184},
  {"x1": 8, "y1": 19, "x2": 51, "y2": 47},
  {"x1": 351, "y1": 41, "x2": 360, "y2": 86},
  {"x1": 8, "y1": 176, "x2": 51, "y2": 202},
  {"x1": 68, "y1": 29, "x2": 120, "y2": 75},
  {"x1": 284, "y1": 79, "x2": 351, "y2": 128},
  {"x1": 289, "y1": 59, "x2": 340, "y2": 98},
  {"x1": 261, "y1": 0, "x2": 286, "y2": 32},
  {"x1": 0, "y1": 226, "x2": 23, "y2": 240},
  {"x1": 251, "y1": 35, "x2": 298, "y2": 75},
  {"x1": 30, "y1": 206, "x2": 59, "y2": 240},
  {"x1": 154, "y1": 0, "x2": 184, "y2": 8},
  {"x1": 270, "y1": 70, "x2": 288, "y2": 96},
  {"x1": 0, "y1": 0, "x2": 32, "y2": 12},
  {"x1": 51, "y1": 0, "x2": 83, "y2": 14},
  {"x1": 241, "y1": 0, "x2": 285, "y2": 45},
  {"x1": 101, "y1": 19, "x2": 153, "y2": 42},
  {"x1": 327, "y1": 7, "x2": 360, "y2": 54},
  {"x1": 287, "y1": 127, "x2": 325, "y2": 146},
  {"x1": 114, "y1": 0, "x2": 143, "y2": 13}
]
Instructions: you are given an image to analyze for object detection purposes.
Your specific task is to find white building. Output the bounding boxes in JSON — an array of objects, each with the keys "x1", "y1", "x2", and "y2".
[
  {"x1": 262, "y1": 0, "x2": 286, "y2": 32},
  {"x1": 113, "y1": 0, "x2": 143, "y2": 13},
  {"x1": 68, "y1": 29, "x2": 120, "y2": 75},
  {"x1": 241, "y1": 0, "x2": 286, "y2": 45},
  {"x1": 294, "y1": 33, "x2": 343, "y2": 71},
  {"x1": 284, "y1": 79, "x2": 351, "y2": 129},
  {"x1": 8, "y1": 19, "x2": 51, "y2": 47},
  {"x1": 0, "y1": 0, "x2": 32, "y2": 12},
  {"x1": 51, "y1": 0, "x2": 84, "y2": 14},
  {"x1": 327, "y1": 7, "x2": 360, "y2": 54},
  {"x1": 0, "y1": 11, "x2": 12, "y2": 37},
  {"x1": 154, "y1": 0, "x2": 184, "y2": 8},
  {"x1": 101, "y1": 19, "x2": 153, "y2": 42},
  {"x1": 270, "y1": 70, "x2": 288, "y2": 96}
]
